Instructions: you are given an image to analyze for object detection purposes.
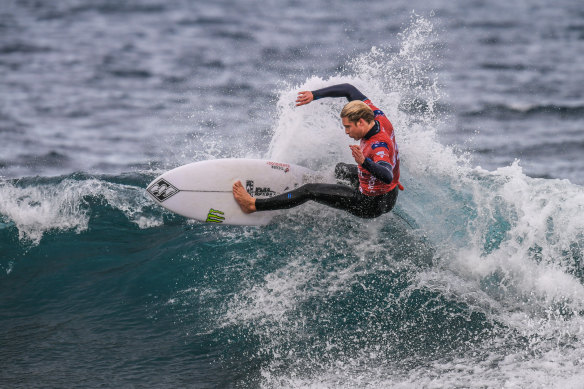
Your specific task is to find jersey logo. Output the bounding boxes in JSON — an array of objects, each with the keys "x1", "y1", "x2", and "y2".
[
  {"x1": 371, "y1": 142, "x2": 388, "y2": 150},
  {"x1": 376, "y1": 151, "x2": 386, "y2": 158}
]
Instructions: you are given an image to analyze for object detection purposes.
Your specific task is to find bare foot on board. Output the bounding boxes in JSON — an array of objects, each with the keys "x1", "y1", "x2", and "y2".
[{"x1": 232, "y1": 180, "x2": 257, "y2": 213}]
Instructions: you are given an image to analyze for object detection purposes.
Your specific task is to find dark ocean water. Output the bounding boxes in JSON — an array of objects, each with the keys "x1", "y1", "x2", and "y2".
[{"x1": 2, "y1": 1, "x2": 584, "y2": 388}]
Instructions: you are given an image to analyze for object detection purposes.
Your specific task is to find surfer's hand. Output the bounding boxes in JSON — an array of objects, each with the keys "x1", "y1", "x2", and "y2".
[
  {"x1": 296, "y1": 91, "x2": 314, "y2": 106},
  {"x1": 350, "y1": 145, "x2": 365, "y2": 165}
]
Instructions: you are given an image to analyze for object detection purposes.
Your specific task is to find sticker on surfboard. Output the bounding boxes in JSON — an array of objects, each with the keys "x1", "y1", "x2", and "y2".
[
  {"x1": 206, "y1": 208, "x2": 225, "y2": 223},
  {"x1": 266, "y1": 161, "x2": 290, "y2": 173},
  {"x1": 147, "y1": 178, "x2": 179, "y2": 202}
]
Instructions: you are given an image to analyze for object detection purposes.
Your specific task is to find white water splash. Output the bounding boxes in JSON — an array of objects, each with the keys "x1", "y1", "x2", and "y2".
[
  {"x1": 0, "y1": 177, "x2": 161, "y2": 244},
  {"x1": 219, "y1": 14, "x2": 584, "y2": 388}
]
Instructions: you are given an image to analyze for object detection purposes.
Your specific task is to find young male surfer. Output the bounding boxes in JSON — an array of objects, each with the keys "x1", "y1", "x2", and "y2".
[{"x1": 233, "y1": 83, "x2": 402, "y2": 218}]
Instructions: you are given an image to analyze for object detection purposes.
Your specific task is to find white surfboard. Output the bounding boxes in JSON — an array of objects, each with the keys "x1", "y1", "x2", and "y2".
[{"x1": 146, "y1": 158, "x2": 317, "y2": 225}]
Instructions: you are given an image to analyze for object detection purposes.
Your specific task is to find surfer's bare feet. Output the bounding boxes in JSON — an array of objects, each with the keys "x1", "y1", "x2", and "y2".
[{"x1": 233, "y1": 180, "x2": 256, "y2": 213}]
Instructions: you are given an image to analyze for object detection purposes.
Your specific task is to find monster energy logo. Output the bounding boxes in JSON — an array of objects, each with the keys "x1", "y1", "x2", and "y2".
[{"x1": 206, "y1": 208, "x2": 225, "y2": 223}]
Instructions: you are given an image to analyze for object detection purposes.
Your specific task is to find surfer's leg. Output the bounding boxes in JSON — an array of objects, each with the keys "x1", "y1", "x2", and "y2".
[
  {"x1": 255, "y1": 183, "x2": 399, "y2": 218},
  {"x1": 312, "y1": 184, "x2": 398, "y2": 218},
  {"x1": 235, "y1": 180, "x2": 362, "y2": 216},
  {"x1": 255, "y1": 183, "x2": 357, "y2": 212},
  {"x1": 256, "y1": 183, "x2": 388, "y2": 218}
]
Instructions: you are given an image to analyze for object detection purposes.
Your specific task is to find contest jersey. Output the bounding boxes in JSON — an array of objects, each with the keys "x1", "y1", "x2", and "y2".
[{"x1": 358, "y1": 99, "x2": 401, "y2": 196}]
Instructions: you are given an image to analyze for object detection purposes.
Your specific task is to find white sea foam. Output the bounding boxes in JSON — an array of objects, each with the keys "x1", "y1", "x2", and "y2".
[
  {"x1": 0, "y1": 177, "x2": 162, "y2": 244},
  {"x1": 218, "y1": 14, "x2": 584, "y2": 389},
  {"x1": 0, "y1": 179, "x2": 91, "y2": 244}
]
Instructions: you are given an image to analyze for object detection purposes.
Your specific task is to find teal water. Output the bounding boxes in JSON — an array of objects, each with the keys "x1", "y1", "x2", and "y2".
[
  {"x1": 2, "y1": 2, "x2": 584, "y2": 386},
  {"x1": 1, "y1": 163, "x2": 583, "y2": 387}
]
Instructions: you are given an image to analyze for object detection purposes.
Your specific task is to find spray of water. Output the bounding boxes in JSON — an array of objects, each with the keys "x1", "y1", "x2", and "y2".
[
  {"x1": 1, "y1": 12, "x2": 582, "y2": 387},
  {"x1": 217, "y1": 14, "x2": 584, "y2": 388},
  {"x1": 0, "y1": 176, "x2": 160, "y2": 245}
]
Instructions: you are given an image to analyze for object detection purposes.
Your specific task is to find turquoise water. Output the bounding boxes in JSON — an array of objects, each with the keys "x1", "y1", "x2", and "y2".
[
  {"x1": 2, "y1": 1, "x2": 584, "y2": 387},
  {"x1": 2, "y1": 160, "x2": 583, "y2": 387}
]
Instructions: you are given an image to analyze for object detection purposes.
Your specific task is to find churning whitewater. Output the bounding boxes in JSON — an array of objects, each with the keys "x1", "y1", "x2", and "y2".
[{"x1": 2, "y1": 4, "x2": 584, "y2": 389}]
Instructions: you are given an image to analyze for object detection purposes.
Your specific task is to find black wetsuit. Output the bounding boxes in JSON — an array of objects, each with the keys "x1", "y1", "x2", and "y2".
[
  {"x1": 256, "y1": 162, "x2": 399, "y2": 218},
  {"x1": 255, "y1": 84, "x2": 400, "y2": 219}
]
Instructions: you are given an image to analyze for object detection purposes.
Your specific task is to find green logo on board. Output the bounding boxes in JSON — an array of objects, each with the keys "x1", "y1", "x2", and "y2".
[{"x1": 206, "y1": 208, "x2": 225, "y2": 223}]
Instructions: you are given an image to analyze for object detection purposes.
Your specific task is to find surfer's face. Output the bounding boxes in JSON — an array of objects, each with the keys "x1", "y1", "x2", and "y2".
[{"x1": 342, "y1": 117, "x2": 367, "y2": 140}]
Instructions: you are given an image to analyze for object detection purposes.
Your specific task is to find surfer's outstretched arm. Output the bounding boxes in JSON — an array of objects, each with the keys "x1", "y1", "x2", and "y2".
[
  {"x1": 312, "y1": 83, "x2": 367, "y2": 102},
  {"x1": 296, "y1": 83, "x2": 367, "y2": 106}
]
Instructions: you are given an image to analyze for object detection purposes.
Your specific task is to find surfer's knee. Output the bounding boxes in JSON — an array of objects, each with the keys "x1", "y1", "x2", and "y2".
[{"x1": 334, "y1": 162, "x2": 350, "y2": 178}]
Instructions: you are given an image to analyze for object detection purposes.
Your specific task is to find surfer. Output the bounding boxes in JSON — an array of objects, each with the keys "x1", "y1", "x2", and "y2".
[{"x1": 233, "y1": 83, "x2": 402, "y2": 218}]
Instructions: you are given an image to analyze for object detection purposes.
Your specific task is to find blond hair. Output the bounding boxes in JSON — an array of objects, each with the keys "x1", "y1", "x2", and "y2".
[{"x1": 340, "y1": 101, "x2": 374, "y2": 123}]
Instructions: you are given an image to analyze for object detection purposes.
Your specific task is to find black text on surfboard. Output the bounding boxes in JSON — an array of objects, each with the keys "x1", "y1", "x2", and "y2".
[
  {"x1": 246, "y1": 180, "x2": 254, "y2": 195},
  {"x1": 244, "y1": 180, "x2": 276, "y2": 197}
]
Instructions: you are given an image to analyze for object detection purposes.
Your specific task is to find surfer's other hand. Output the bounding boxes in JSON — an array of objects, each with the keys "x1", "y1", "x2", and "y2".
[{"x1": 350, "y1": 145, "x2": 365, "y2": 165}]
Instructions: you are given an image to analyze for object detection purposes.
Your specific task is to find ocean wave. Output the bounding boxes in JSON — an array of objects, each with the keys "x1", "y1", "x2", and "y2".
[
  {"x1": 2, "y1": 12, "x2": 584, "y2": 388},
  {"x1": 226, "y1": 21, "x2": 584, "y2": 385},
  {"x1": 0, "y1": 172, "x2": 164, "y2": 245},
  {"x1": 462, "y1": 102, "x2": 584, "y2": 118}
]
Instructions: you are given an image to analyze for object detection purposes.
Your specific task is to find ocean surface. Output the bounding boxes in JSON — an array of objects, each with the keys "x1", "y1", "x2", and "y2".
[{"x1": 1, "y1": 0, "x2": 584, "y2": 388}]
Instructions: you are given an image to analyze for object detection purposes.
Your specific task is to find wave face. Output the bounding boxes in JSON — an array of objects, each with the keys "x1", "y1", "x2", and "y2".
[
  {"x1": 2, "y1": 6, "x2": 584, "y2": 389},
  {"x1": 2, "y1": 160, "x2": 584, "y2": 388}
]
